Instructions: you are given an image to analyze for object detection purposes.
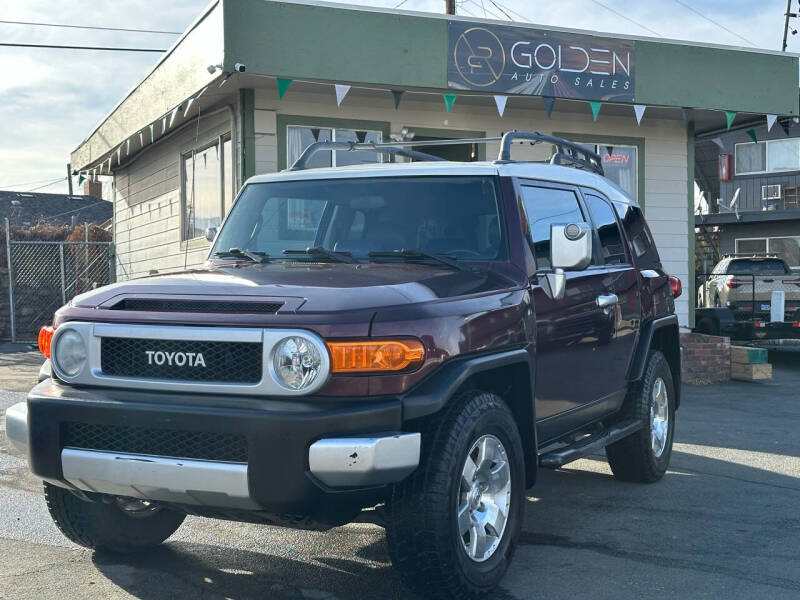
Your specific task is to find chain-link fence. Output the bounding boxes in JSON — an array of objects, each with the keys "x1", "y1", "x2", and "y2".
[{"x1": 4, "y1": 238, "x2": 114, "y2": 342}]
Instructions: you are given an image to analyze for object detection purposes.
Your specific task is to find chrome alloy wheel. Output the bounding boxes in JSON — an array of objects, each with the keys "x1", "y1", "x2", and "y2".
[
  {"x1": 457, "y1": 434, "x2": 512, "y2": 562},
  {"x1": 650, "y1": 377, "x2": 669, "y2": 458}
]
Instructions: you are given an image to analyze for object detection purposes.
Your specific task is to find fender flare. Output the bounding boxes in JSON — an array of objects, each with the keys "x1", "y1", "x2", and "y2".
[{"x1": 628, "y1": 314, "x2": 681, "y2": 407}]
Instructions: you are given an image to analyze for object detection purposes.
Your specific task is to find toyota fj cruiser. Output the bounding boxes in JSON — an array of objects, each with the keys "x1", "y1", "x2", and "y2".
[{"x1": 5, "y1": 132, "x2": 681, "y2": 599}]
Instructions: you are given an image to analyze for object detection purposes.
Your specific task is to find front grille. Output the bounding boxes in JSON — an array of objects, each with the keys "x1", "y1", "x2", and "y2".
[
  {"x1": 110, "y1": 298, "x2": 283, "y2": 313},
  {"x1": 100, "y1": 338, "x2": 262, "y2": 383},
  {"x1": 62, "y1": 422, "x2": 248, "y2": 462}
]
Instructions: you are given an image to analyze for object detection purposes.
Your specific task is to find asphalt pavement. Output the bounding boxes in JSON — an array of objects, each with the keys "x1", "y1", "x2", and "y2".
[{"x1": 0, "y1": 354, "x2": 799, "y2": 599}]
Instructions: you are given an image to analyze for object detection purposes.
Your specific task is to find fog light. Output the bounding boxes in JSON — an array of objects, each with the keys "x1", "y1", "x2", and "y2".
[
  {"x1": 54, "y1": 329, "x2": 87, "y2": 377},
  {"x1": 271, "y1": 336, "x2": 323, "y2": 390}
]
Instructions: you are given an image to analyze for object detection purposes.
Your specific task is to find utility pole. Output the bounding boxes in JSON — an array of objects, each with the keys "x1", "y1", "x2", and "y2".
[
  {"x1": 66, "y1": 163, "x2": 73, "y2": 195},
  {"x1": 446, "y1": 0, "x2": 456, "y2": 15},
  {"x1": 782, "y1": 0, "x2": 796, "y2": 51}
]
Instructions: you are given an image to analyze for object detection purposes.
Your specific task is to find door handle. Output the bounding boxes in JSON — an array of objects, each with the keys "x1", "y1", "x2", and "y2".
[{"x1": 596, "y1": 293, "x2": 619, "y2": 308}]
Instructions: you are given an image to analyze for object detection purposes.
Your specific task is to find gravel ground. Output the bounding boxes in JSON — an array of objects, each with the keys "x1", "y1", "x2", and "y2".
[{"x1": 0, "y1": 357, "x2": 798, "y2": 599}]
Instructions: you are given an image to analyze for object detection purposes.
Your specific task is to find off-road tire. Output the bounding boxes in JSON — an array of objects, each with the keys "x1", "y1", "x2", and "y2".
[
  {"x1": 385, "y1": 390, "x2": 525, "y2": 599},
  {"x1": 605, "y1": 350, "x2": 675, "y2": 483},
  {"x1": 44, "y1": 482, "x2": 185, "y2": 552}
]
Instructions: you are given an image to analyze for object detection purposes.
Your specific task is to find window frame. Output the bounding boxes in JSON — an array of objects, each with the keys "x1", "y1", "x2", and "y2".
[
  {"x1": 180, "y1": 130, "x2": 234, "y2": 242},
  {"x1": 734, "y1": 139, "x2": 800, "y2": 176},
  {"x1": 735, "y1": 236, "x2": 800, "y2": 267},
  {"x1": 583, "y1": 191, "x2": 632, "y2": 267}
]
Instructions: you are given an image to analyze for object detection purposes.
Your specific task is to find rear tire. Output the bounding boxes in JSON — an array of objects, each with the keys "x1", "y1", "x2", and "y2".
[
  {"x1": 44, "y1": 482, "x2": 185, "y2": 552},
  {"x1": 605, "y1": 351, "x2": 675, "y2": 483},
  {"x1": 385, "y1": 390, "x2": 525, "y2": 599}
]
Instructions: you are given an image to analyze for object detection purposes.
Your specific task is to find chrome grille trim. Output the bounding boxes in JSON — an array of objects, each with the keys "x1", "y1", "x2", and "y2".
[{"x1": 50, "y1": 322, "x2": 331, "y2": 397}]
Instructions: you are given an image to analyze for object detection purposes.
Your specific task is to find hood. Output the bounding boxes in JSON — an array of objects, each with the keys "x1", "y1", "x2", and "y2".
[{"x1": 72, "y1": 261, "x2": 519, "y2": 313}]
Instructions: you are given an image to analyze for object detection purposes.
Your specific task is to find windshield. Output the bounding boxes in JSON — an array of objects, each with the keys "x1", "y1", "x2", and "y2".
[
  {"x1": 212, "y1": 176, "x2": 505, "y2": 261},
  {"x1": 727, "y1": 259, "x2": 790, "y2": 275}
]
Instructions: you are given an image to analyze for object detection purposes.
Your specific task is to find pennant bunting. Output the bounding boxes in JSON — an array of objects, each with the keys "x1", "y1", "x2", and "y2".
[
  {"x1": 443, "y1": 93, "x2": 457, "y2": 113},
  {"x1": 681, "y1": 107, "x2": 693, "y2": 126},
  {"x1": 168, "y1": 106, "x2": 179, "y2": 129},
  {"x1": 493, "y1": 95, "x2": 507, "y2": 117},
  {"x1": 633, "y1": 104, "x2": 646, "y2": 125},
  {"x1": 746, "y1": 128, "x2": 757, "y2": 143},
  {"x1": 334, "y1": 84, "x2": 351, "y2": 106},
  {"x1": 196, "y1": 86, "x2": 208, "y2": 100},
  {"x1": 78, "y1": 173, "x2": 85, "y2": 185},
  {"x1": 781, "y1": 121, "x2": 791, "y2": 136},
  {"x1": 310, "y1": 128, "x2": 320, "y2": 142},
  {"x1": 391, "y1": 89, "x2": 404, "y2": 110},
  {"x1": 356, "y1": 131, "x2": 368, "y2": 143},
  {"x1": 107, "y1": 156, "x2": 112, "y2": 173},
  {"x1": 725, "y1": 111, "x2": 736, "y2": 130},
  {"x1": 711, "y1": 137, "x2": 726, "y2": 151},
  {"x1": 162, "y1": 116, "x2": 167, "y2": 134},
  {"x1": 589, "y1": 101, "x2": 602, "y2": 121},
  {"x1": 116, "y1": 146, "x2": 121, "y2": 164},
  {"x1": 543, "y1": 96, "x2": 555, "y2": 118},
  {"x1": 183, "y1": 96, "x2": 194, "y2": 117},
  {"x1": 276, "y1": 78, "x2": 292, "y2": 99},
  {"x1": 605, "y1": 146, "x2": 614, "y2": 157},
  {"x1": 149, "y1": 123, "x2": 155, "y2": 141},
  {"x1": 126, "y1": 139, "x2": 130, "y2": 156},
  {"x1": 766, "y1": 114, "x2": 777, "y2": 132},
  {"x1": 139, "y1": 131, "x2": 144, "y2": 147},
  {"x1": 92, "y1": 168, "x2": 96, "y2": 180}
]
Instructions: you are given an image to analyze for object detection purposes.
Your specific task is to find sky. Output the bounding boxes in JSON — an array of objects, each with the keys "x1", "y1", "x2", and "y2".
[{"x1": 0, "y1": 0, "x2": 795, "y2": 195}]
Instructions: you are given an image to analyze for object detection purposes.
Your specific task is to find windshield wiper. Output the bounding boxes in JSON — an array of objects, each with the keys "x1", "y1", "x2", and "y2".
[
  {"x1": 368, "y1": 249, "x2": 466, "y2": 271},
  {"x1": 213, "y1": 247, "x2": 269, "y2": 263},
  {"x1": 282, "y1": 247, "x2": 356, "y2": 264}
]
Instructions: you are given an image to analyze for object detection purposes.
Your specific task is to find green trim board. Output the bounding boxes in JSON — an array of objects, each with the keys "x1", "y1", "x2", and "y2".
[
  {"x1": 276, "y1": 114, "x2": 392, "y2": 170},
  {"x1": 240, "y1": 89, "x2": 256, "y2": 183},
  {"x1": 403, "y1": 126, "x2": 487, "y2": 161},
  {"x1": 687, "y1": 121, "x2": 696, "y2": 329},
  {"x1": 553, "y1": 132, "x2": 645, "y2": 209},
  {"x1": 222, "y1": 0, "x2": 799, "y2": 116}
]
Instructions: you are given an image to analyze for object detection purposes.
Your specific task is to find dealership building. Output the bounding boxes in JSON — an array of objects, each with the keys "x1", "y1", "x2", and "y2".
[{"x1": 69, "y1": 0, "x2": 799, "y2": 328}]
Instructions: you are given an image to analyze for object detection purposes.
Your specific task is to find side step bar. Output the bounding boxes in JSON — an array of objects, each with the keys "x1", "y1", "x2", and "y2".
[{"x1": 538, "y1": 419, "x2": 643, "y2": 469}]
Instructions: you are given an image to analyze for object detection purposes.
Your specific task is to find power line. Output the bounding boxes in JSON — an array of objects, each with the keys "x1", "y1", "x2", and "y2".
[
  {"x1": 0, "y1": 42, "x2": 166, "y2": 52},
  {"x1": 0, "y1": 19, "x2": 181, "y2": 35},
  {"x1": 487, "y1": 0, "x2": 530, "y2": 22},
  {"x1": 590, "y1": 1, "x2": 662, "y2": 37},
  {"x1": 671, "y1": 0, "x2": 755, "y2": 46},
  {"x1": 488, "y1": 0, "x2": 514, "y2": 21},
  {"x1": 1, "y1": 176, "x2": 64, "y2": 190},
  {"x1": 393, "y1": 0, "x2": 411, "y2": 8},
  {"x1": 27, "y1": 179, "x2": 67, "y2": 192}
]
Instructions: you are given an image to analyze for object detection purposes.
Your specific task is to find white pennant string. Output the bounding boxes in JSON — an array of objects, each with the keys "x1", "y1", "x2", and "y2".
[
  {"x1": 126, "y1": 139, "x2": 130, "y2": 156},
  {"x1": 633, "y1": 104, "x2": 646, "y2": 125},
  {"x1": 168, "y1": 106, "x2": 179, "y2": 128},
  {"x1": 766, "y1": 114, "x2": 777, "y2": 132},
  {"x1": 334, "y1": 84, "x2": 351, "y2": 107},
  {"x1": 493, "y1": 95, "x2": 507, "y2": 117},
  {"x1": 183, "y1": 97, "x2": 195, "y2": 117},
  {"x1": 711, "y1": 137, "x2": 726, "y2": 151}
]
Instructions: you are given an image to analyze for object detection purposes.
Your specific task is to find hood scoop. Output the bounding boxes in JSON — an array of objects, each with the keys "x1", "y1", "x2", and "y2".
[{"x1": 107, "y1": 298, "x2": 285, "y2": 314}]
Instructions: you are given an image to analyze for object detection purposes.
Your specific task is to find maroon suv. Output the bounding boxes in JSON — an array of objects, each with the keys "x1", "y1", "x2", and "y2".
[{"x1": 6, "y1": 133, "x2": 681, "y2": 598}]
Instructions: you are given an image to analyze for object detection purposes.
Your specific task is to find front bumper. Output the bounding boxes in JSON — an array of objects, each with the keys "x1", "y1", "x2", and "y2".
[{"x1": 9, "y1": 380, "x2": 420, "y2": 516}]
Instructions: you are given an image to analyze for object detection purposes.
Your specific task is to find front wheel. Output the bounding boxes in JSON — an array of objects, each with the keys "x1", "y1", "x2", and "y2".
[
  {"x1": 44, "y1": 483, "x2": 186, "y2": 552},
  {"x1": 606, "y1": 350, "x2": 675, "y2": 483},
  {"x1": 385, "y1": 390, "x2": 525, "y2": 599}
]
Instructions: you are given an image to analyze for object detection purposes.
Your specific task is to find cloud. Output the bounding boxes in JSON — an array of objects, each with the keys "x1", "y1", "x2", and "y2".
[{"x1": 0, "y1": 0, "x2": 789, "y2": 195}]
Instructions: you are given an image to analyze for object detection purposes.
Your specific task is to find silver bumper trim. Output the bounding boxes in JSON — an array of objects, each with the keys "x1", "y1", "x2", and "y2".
[
  {"x1": 308, "y1": 432, "x2": 421, "y2": 487},
  {"x1": 5, "y1": 402, "x2": 29, "y2": 455},
  {"x1": 61, "y1": 448, "x2": 257, "y2": 509}
]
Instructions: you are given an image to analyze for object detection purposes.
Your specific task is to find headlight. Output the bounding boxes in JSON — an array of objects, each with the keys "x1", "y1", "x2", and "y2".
[
  {"x1": 54, "y1": 329, "x2": 87, "y2": 377},
  {"x1": 271, "y1": 336, "x2": 323, "y2": 390}
]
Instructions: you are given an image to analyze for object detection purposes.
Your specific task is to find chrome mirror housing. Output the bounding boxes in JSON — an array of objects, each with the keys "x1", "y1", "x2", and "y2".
[
  {"x1": 546, "y1": 222, "x2": 592, "y2": 300},
  {"x1": 204, "y1": 226, "x2": 218, "y2": 243}
]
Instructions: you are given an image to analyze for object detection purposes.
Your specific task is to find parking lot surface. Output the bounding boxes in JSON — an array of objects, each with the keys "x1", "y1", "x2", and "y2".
[{"x1": 1, "y1": 356, "x2": 799, "y2": 599}]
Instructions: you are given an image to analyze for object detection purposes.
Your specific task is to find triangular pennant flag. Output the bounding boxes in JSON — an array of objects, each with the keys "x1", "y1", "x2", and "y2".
[
  {"x1": 493, "y1": 95, "x2": 508, "y2": 117},
  {"x1": 126, "y1": 139, "x2": 130, "y2": 156},
  {"x1": 543, "y1": 96, "x2": 555, "y2": 118},
  {"x1": 391, "y1": 90, "x2": 404, "y2": 110},
  {"x1": 633, "y1": 104, "x2": 646, "y2": 125},
  {"x1": 277, "y1": 78, "x2": 292, "y2": 99},
  {"x1": 681, "y1": 107, "x2": 693, "y2": 126},
  {"x1": 139, "y1": 131, "x2": 144, "y2": 147},
  {"x1": 78, "y1": 173, "x2": 85, "y2": 185},
  {"x1": 334, "y1": 84, "x2": 351, "y2": 107},
  {"x1": 589, "y1": 101, "x2": 602, "y2": 121},
  {"x1": 712, "y1": 137, "x2": 726, "y2": 151},
  {"x1": 149, "y1": 123, "x2": 155, "y2": 141},
  {"x1": 310, "y1": 128, "x2": 320, "y2": 142},
  {"x1": 766, "y1": 114, "x2": 777, "y2": 132},
  {"x1": 183, "y1": 96, "x2": 194, "y2": 117},
  {"x1": 781, "y1": 121, "x2": 791, "y2": 136},
  {"x1": 605, "y1": 146, "x2": 614, "y2": 157},
  {"x1": 443, "y1": 93, "x2": 457, "y2": 113},
  {"x1": 168, "y1": 106, "x2": 179, "y2": 129},
  {"x1": 356, "y1": 131, "x2": 368, "y2": 143},
  {"x1": 116, "y1": 146, "x2": 121, "y2": 164},
  {"x1": 161, "y1": 116, "x2": 167, "y2": 134},
  {"x1": 746, "y1": 128, "x2": 757, "y2": 143},
  {"x1": 92, "y1": 168, "x2": 96, "y2": 180},
  {"x1": 725, "y1": 111, "x2": 736, "y2": 130},
  {"x1": 107, "y1": 156, "x2": 112, "y2": 172}
]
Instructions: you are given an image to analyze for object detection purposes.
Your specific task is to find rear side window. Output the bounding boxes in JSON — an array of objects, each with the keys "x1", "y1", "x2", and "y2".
[
  {"x1": 520, "y1": 185, "x2": 585, "y2": 269},
  {"x1": 585, "y1": 194, "x2": 627, "y2": 265},
  {"x1": 613, "y1": 201, "x2": 661, "y2": 270},
  {"x1": 727, "y1": 259, "x2": 789, "y2": 275}
]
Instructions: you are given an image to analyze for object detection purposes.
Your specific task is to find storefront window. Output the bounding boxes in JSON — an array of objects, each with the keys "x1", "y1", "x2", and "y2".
[
  {"x1": 735, "y1": 139, "x2": 800, "y2": 175},
  {"x1": 577, "y1": 143, "x2": 638, "y2": 200},
  {"x1": 182, "y1": 133, "x2": 233, "y2": 240},
  {"x1": 286, "y1": 125, "x2": 382, "y2": 168}
]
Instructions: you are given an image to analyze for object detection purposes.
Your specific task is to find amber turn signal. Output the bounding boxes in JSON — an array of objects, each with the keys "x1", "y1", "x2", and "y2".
[
  {"x1": 38, "y1": 325, "x2": 55, "y2": 358},
  {"x1": 327, "y1": 339, "x2": 425, "y2": 373}
]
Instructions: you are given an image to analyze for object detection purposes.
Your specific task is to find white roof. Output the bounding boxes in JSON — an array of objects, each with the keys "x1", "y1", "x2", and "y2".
[{"x1": 245, "y1": 160, "x2": 637, "y2": 206}]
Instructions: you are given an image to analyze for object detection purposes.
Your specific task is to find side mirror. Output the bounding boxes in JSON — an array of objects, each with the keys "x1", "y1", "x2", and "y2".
[
  {"x1": 204, "y1": 226, "x2": 218, "y2": 243},
  {"x1": 546, "y1": 222, "x2": 592, "y2": 300}
]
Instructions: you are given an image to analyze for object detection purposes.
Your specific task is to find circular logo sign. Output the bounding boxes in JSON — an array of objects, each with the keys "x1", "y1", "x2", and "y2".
[{"x1": 453, "y1": 27, "x2": 506, "y2": 88}]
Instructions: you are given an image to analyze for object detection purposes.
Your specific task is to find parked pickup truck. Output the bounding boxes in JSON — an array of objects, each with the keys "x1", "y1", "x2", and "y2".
[{"x1": 5, "y1": 132, "x2": 681, "y2": 599}]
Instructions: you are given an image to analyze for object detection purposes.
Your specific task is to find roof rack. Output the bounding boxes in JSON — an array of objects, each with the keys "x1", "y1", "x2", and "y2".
[
  {"x1": 722, "y1": 253, "x2": 780, "y2": 258},
  {"x1": 286, "y1": 131, "x2": 604, "y2": 176}
]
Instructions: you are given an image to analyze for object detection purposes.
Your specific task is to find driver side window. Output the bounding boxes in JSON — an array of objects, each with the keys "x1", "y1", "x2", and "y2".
[{"x1": 520, "y1": 185, "x2": 585, "y2": 270}]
